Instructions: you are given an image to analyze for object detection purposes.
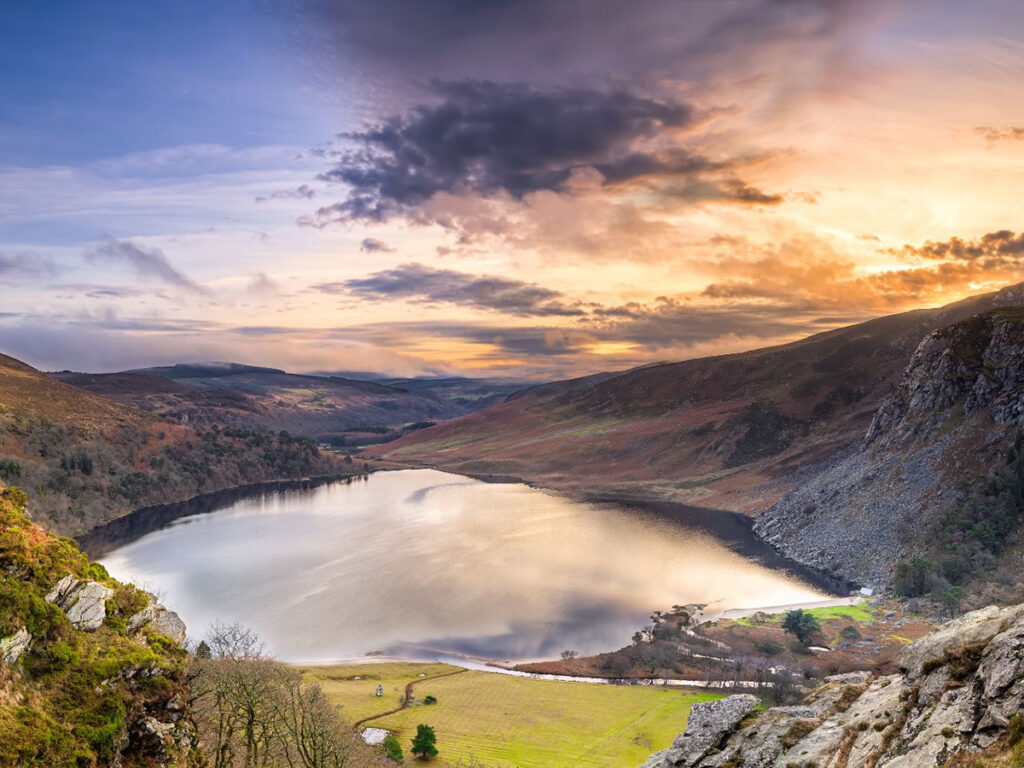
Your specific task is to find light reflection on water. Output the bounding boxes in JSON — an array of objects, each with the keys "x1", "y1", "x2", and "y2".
[{"x1": 99, "y1": 469, "x2": 827, "y2": 662}]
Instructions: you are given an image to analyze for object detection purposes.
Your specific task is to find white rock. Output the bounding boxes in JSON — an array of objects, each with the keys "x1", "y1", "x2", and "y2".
[
  {"x1": 0, "y1": 627, "x2": 31, "y2": 663},
  {"x1": 46, "y1": 575, "x2": 113, "y2": 631},
  {"x1": 127, "y1": 605, "x2": 187, "y2": 644},
  {"x1": 361, "y1": 727, "x2": 390, "y2": 745}
]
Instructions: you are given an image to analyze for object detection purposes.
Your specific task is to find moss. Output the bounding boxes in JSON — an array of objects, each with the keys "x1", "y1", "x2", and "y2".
[
  {"x1": 0, "y1": 494, "x2": 193, "y2": 766},
  {"x1": 835, "y1": 684, "x2": 866, "y2": 712},
  {"x1": 781, "y1": 719, "x2": 817, "y2": 749}
]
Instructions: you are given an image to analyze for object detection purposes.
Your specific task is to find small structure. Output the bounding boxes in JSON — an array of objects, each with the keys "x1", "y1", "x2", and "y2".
[{"x1": 375, "y1": 684, "x2": 384, "y2": 697}]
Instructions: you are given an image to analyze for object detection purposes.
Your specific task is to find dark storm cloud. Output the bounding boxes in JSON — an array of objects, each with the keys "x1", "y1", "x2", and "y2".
[
  {"x1": 292, "y1": 0, "x2": 882, "y2": 94},
  {"x1": 311, "y1": 81, "x2": 721, "y2": 223},
  {"x1": 319, "y1": 263, "x2": 585, "y2": 317},
  {"x1": 360, "y1": 237, "x2": 395, "y2": 253},
  {"x1": 85, "y1": 238, "x2": 204, "y2": 293}
]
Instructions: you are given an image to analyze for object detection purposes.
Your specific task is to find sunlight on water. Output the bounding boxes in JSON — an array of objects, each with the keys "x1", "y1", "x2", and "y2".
[{"x1": 100, "y1": 469, "x2": 826, "y2": 662}]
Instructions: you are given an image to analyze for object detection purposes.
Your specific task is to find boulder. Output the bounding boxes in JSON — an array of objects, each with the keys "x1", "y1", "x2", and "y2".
[
  {"x1": 899, "y1": 605, "x2": 1024, "y2": 678},
  {"x1": 640, "y1": 695, "x2": 758, "y2": 768},
  {"x1": 127, "y1": 605, "x2": 187, "y2": 644},
  {"x1": 45, "y1": 575, "x2": 114, "y2": 631},
  {"x1": 0, "y1": 627, "x2": 31, "y2": 663}
]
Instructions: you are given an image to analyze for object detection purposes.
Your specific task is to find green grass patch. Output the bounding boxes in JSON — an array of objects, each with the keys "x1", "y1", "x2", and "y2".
[
  {"x1": 305, "y1": 662, "x2": 721, "y2": 768},
  {"x1": 736, "y1": 601, "x2": 873, "y2": 627}
]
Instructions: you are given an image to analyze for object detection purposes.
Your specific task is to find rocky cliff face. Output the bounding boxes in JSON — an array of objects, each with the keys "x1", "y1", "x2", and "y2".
[
  {"x1": 754, "y1": 308, "x2": 1024, "y2": 588},
  {"x1": 640, "y1": 602, "x2": 1024, "y2": 768}
]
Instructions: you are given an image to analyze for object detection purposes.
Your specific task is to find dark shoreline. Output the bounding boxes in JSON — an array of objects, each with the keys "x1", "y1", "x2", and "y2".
[{"x1": 76, "y1": 472, "x2": 369, "y2": 559}]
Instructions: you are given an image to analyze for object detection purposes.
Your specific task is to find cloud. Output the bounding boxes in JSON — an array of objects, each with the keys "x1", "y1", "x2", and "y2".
[
  {"x1": 317, "y1": 263, "x2": 586, "y2": 317},
  {"x1": 247, "y1": 272, "x2": 279, "y2": 295},
  {"x1": 360, "y1": 237, "x2": 395, "y2": 253},
  {"x1": 0, "y1": 252, "x2": 54, "y2": 279},
  {"x1": 254, "y1": 184, "x2": 316, "y2": 203},
  {"x1": 308, "y1": 80, "x2": 779, "y2": 226},
  {"x1": 975, "y1": 126, "x2": 1024, "y2": 143},
  {"x1": 698, "y1": 231, "x2": 1024, "y2": 313},
  {"x1": 85, "y1": 238, "x2": 204, "y2": 293}
]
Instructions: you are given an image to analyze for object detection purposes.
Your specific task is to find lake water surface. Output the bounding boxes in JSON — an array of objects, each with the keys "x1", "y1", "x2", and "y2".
[{"x1": 95, "y1": 469, "x2": 829, "y2": 662}]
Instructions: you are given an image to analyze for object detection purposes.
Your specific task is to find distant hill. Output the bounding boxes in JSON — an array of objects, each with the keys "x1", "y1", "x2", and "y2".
[
  {"x1": 53, "y1": 365, "x2": 529, "y2": 447},
  {"x1": 0, "y1": 353, "x2": 349, "y2": 536},
  {"x1": 372, "y1": 284, "x2": 1024, "y2": 597}
]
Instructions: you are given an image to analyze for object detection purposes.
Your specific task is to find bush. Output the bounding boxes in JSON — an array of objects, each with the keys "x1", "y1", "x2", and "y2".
[
  {"x1": 782, "y1": 610, "x2": 821, "y2": 645},
  {"x1": 383, "y1": 733, "x2": 404, "y2": 761},
  {"x1": 423, "y1": 695, "x2": 437, "y2": 705}
]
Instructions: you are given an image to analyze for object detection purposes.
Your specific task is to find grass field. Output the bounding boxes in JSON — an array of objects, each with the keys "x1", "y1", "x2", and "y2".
[
  {"x1": 736, "y1": 600, "x2": 874, "y2": 626},
  {"x1": 302, "y1": 662, "x2": 722, "y2": 767}
]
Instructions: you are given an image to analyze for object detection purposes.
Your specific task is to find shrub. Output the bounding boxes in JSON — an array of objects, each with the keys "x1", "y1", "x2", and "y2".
[
  {"x1": 423, "y1": 694, "x2": 437, "y2": 705},
  {"x1": 383, "y1": 733, "x2": 404, "y2": 762}
]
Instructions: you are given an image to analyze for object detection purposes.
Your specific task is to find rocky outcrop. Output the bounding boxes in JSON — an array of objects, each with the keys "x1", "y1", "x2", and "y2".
[
  {"x1": 0, "y1": 627, "x2": 31, "y2": 663},
  {"x1": 755, "y1": 308, "x2": 1024, "y2": 588},
  {"x1": 866, "y1": 310, "x2": 1024, "y2": 445},
  {"x1": 127, "y1": 604, "x2": 188, "y2": 644},
  {"x1": 637, "y1": 603, "x2": 1024, "y2": 768},
  {"x1": 45, "y1": 574, "x2": 114, "y2": 631},
  {"x1": 640, "y1": 695, "x2": 758, "y2": 768}
]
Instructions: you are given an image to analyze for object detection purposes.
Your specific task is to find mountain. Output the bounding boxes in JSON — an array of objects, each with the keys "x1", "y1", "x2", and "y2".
[
  {"x1": 52, "y1": 363, "x2": 528, "y2": 447},
  {"x1": 756, "y1": 306, "x2": 1024, "y2": 593},
  {"x1": 373, "y1": 285, "x2": 1024, "y2": 506},
  {"x1": 0, "y1": 353, "x2": 347, "y2": 536},
  {"x1": 372, "y1": 284, "x2": 1024, "y2": 594}
]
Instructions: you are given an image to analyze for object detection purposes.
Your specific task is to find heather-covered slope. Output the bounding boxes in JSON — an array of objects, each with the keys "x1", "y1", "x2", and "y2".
[
  {"x1": 373, "y1": 285, "x2": 1024, "y2": 513},
  {"x1": 52, "y1": 363, "x2": 521, "y2": 446},
  {"x1": 0, "y1": 354, "x2": 346, "y2": 536}
]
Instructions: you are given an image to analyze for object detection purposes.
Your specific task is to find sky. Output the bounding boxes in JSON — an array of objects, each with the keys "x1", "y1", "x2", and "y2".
[{"x1": 3, "y1": 0, "x2": 1024, "y2": 378}]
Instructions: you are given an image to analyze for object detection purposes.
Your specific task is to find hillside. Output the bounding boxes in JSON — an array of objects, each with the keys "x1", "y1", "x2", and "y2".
[
  {"x1": 0, "y1": 486, "x2": 200, "y2": 766},
  {"x1": 52, "y1": 363, "x2": 525, "y2": 446},
  {"x1": 756, "y1": 306, "x2": 1024, "y2": 597},
  {"x1": 372, "y1": 284, "x2": 1024, "y2": 513},
  {"x1": 0, "y1": 353, "x2": 347, "y2": 536}
]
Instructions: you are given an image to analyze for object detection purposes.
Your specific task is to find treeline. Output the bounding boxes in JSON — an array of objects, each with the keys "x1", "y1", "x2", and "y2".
[
  {"x1": 0, "y1": 408, "x2": 345, "y2": 536},
  {"x1": 190, "y1": 624, "x2": 389, "y2": 768},
  {"x1": 895, "y1": 433, "x2": 1024, "y2": 612}
]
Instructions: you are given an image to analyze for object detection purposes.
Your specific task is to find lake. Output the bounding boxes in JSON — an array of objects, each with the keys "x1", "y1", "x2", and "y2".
[{"x1": 92, "y1": 469, "x2": 831, "y2": 662}]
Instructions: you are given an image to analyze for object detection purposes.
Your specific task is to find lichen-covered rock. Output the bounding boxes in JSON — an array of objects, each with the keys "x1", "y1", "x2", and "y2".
[
  {"x1": 45, "y1": 575, "x2": 114, "y2": 631},
  {"x1": 127, "y1": 604, "x2": 188, "y2": 644},
  {"x1": 898, "y1": 604, "x2": 1023, "y2": 678},
  {"x1": 0, "y1": 626, "x2": 31, "y2": 663},
  {"x1": 640, "y1": 695, "x2": 758, "y2": 768}
]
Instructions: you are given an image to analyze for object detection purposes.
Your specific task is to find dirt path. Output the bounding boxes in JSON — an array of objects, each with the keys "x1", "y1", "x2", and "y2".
[{"x1": 353, "y1": 668, "x2": 468, "y2": 728}]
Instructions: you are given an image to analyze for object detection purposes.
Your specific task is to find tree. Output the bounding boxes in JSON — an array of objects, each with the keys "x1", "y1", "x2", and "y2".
[
  {"x1": 382, "y1": 734, "x2": 404, "y2": 762},
  {"x1": 781, "y1": 609, "x2": 821, "y2": 645},
  {"x1": 560, "y1": 649, "x2": 577, "y2": 661},
  {"x1": 410, "y1": 724, "x2": 438, "y2": 760}
]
